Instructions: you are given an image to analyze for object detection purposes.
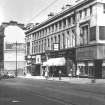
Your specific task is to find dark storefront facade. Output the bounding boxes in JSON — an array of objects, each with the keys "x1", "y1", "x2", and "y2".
[{"x1": 76, "y1": 44, "x2": 105, "y2": 79}]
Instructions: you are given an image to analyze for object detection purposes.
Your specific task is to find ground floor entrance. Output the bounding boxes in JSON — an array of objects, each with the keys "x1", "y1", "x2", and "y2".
[
  {"x1": 41, "y1": 48, "x2": 76, "y2": 77},
  {"x1": 31, "y1": 64, "x2": 41, "y2": 76}
]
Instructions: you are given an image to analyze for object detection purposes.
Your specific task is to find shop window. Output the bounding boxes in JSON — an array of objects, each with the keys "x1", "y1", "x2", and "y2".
[
  {"x1": 88, "y1": 66, "x2": 95, "y2": 78},
  {"x1": 99, "y1": 26, "x2": 105, "y2": 40},
  {"x1": 90, "y1": 26, "x2": 96, "y2": 41}
]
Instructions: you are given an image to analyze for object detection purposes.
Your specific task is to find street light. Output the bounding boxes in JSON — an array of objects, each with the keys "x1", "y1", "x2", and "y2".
[{"x1": 15, "y1": 41, "x2": 17, "y2": 77}]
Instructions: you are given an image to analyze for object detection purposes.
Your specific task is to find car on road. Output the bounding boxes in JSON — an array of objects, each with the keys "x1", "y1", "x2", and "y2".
[
  {"x1": 8, "y1": 74, "x2": 15, "y2": 78},
  {"x1": 2, "y1": 74, "x2": 9, "y2": 79}
]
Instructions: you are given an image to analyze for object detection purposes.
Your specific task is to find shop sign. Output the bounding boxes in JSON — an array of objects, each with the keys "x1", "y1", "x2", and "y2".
[
  {"x1": 53, "y1": 43, "x2": 59, "y2": 51},
  {"x1": 36, "y1": 55, "x2": 41, "y2": 64},
  {"x1": 88, "y1": 62, "x2": 94, "y2": 66}
]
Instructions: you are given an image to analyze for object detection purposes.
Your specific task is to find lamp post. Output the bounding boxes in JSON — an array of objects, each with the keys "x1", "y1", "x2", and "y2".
[{"x1": 15, "y1": 41, "x2": 17, "y2": 77}]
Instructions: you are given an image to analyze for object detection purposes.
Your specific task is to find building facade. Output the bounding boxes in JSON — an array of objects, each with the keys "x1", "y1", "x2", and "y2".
[
  {"x1": 0, "y1": 21, "x2": 26, "y2": 75},
  {"x1": 0, "y1": 26, "x2": 4, "y2": 74},
  {"x1": 25, "y1": 0, "x2": 105, "y2": 78},
  {"x1": 4, "y1": 42, "x2": 26, "y2": 76}
]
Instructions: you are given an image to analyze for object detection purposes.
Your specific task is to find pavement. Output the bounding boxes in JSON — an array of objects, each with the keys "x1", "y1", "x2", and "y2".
[{"x1": 18, "y1": 75, "x2": 105, "y2": 84}]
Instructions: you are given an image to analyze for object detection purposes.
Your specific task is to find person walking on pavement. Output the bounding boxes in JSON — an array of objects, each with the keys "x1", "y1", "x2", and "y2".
[
  {"x1": 76, "y1": 67, "x2": 80, "y2": 79},
  {"x1": 58, "y1": 70, "x2": 62, "y2": 80},
  {"x1": 68, "y1": 68, "x2": 73, "y2": 79},
  {"x1": 45, "y1": 67, "x2": 49, "y2": 80}
]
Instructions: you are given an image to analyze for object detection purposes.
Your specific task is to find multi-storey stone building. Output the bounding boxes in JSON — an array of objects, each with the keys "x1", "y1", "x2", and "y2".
[{"x1": 25, "y1": 0, "x2": 105, "y2": 78}]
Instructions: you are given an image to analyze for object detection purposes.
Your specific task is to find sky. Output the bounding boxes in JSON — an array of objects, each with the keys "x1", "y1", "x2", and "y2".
[{"x1": 0, "y1": 0, "x2": 76, "y2": 43}]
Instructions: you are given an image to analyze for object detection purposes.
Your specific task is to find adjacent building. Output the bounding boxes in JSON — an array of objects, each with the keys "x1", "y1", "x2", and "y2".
[
  {"x1": 25, "y1": 0, "x2": 105, "y2": 78},
  {"x1": 4, "y1": 42, "x2": 26, "y2": 75}
]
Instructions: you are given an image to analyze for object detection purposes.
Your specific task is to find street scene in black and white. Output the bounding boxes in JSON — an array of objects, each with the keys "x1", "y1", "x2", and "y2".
[{"x1": 0, "y1": 0, "x2": 105, "y2": 105}]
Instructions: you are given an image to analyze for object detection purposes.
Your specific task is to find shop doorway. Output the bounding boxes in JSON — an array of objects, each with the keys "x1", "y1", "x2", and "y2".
[
  {"x1": 31, "y1": 64, "x2": 41, "y2": 76},
  {"x1": 94, "y1": 60, "x2": 102, "y2": 79}
]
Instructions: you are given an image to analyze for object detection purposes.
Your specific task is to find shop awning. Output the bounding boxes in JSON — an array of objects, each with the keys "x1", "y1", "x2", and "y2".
[
  {"x1": 42, "y1": 61, "x2": 48, "y2": 66},
  {"x1": 43, "y1": 57, "x2": 66, "y2": 66},
  {"x1": 53, "y1": 57, "x2": 66, "y2": 66}
]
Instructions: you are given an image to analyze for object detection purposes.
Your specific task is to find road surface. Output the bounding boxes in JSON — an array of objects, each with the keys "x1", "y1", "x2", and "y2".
[{"x1": 0, "y1": 78, "x2": 105, "y2": 105}]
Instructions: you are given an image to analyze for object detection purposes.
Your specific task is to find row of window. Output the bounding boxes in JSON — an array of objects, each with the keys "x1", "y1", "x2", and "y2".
[
  {"x1": 26, "y1": 5, "x2": 93, "y2": 42},
  {"x1": 31, "y1": 30, "x2": 76, "y2": 54}
]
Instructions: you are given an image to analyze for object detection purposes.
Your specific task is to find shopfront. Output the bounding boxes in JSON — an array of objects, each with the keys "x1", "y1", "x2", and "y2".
[
  {"x1": 30, "y1": 55, "x2": 41, "y2": 76},
  {"x1": 76, "y1": 45, "x2": 105, "y2": 79},
  {"x1": 42, "y1": 48, "x2": 76, "y2": 77}
]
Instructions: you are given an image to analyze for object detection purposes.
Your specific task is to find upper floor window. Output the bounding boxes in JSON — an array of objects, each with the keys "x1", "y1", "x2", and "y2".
[
  {"x1": 52, "y1": 25, "x2": 54, "y2": 32},
  {"x1": 90, "y1": 26, "x2": 96, "y2": 41},
  {"x1": 79, "y1": 10, "x2": 82, "y2": 19},
  {"x1": 54, "y1": 36, "x2": 57, "y2": 43},
  {"x1": 55, "y1": 23, "x2": 58, "y2": 31},
  {"x1": 67, "y1": 16, "x2": 71, "y2": 26},
  {"x1": 62, "y1": 34, "x2": 65, "y2": 48},
  {"x1": 72, "y1": 15, "x2": 75, "y2": 24},
  {"x1": 90, "y1": 6, "x2": 92, "y2": 15},
  {"x1": 59, "y1": 21, "x2": 62, "y2": 29},
  {"x1": 63, "y1": 19, "x2": 66, "y2": 28},
  {"x1": 99, "y1": 26, "x2": 105, "y2": 40},
  {"x1": 103, "y1": 4, "x2": 105, "y2": 13},
  {"x1": 49, "y1": 27, "x2": 50, "y2": 33},
  {"x1": 80, "y1": 25, "x2": 89, "y2": 45},
  {"x1": 48, "y1": 38, "x2": 50, "y2": 47},
  {"x1": 84, "y1": 8, "x2": 87, "y2": 16}
]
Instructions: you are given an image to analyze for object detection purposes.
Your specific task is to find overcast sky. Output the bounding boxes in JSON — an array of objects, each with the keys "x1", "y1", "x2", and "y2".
[
  {"x1": 0, "y1": 0, "x2": 75, "y2": 43},
  {"x1": 0, "y1": 0, "x2": 76, "y2": 25}
]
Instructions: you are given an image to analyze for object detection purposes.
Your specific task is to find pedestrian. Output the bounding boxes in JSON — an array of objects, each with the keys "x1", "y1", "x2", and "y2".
[
  {"x1": 24, "y1": 71, "x2": 26, "y2": 76},
  {"x1": 68, "y1": 72, "x2": 72, "y2": 79},
  {"x1": 76, "y1": 67, "x2": 80, "y2": 79},
  {"x1": 58, "y1": 70, "x2": 62, "y2": 80},
  {"x1": 45, "y1": 70, "x2": 48, "y2": 80},
  {"x1": 45, "y1": 67, "x2": 49, "y2": 80}
]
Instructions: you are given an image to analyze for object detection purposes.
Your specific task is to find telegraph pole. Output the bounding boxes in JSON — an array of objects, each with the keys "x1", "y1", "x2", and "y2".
[{"x1": 15, "y1": 41, "x2": 17, "y2": 77}]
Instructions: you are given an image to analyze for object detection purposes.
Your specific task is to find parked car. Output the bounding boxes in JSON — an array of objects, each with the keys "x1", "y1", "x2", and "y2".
[
  {"x1": 8, "y1": 74, "x2": 15, "y2": 78},
  {"x1": 2, "y1": 74, "x2": 9, "y2": 79}
]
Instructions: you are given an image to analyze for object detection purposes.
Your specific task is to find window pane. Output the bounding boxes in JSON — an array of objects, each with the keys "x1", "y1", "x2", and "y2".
[
  {"x1": 90, "y1": 26, "x2": 96, "y2": 41},
  {"x1": 99, "y1": 26, "x2": 105, "y2": 40}
]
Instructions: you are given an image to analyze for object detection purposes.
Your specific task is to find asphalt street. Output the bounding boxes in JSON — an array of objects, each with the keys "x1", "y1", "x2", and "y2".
[{"x1": 0, "y1": 78, "x2": 105, "y2": 105}]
